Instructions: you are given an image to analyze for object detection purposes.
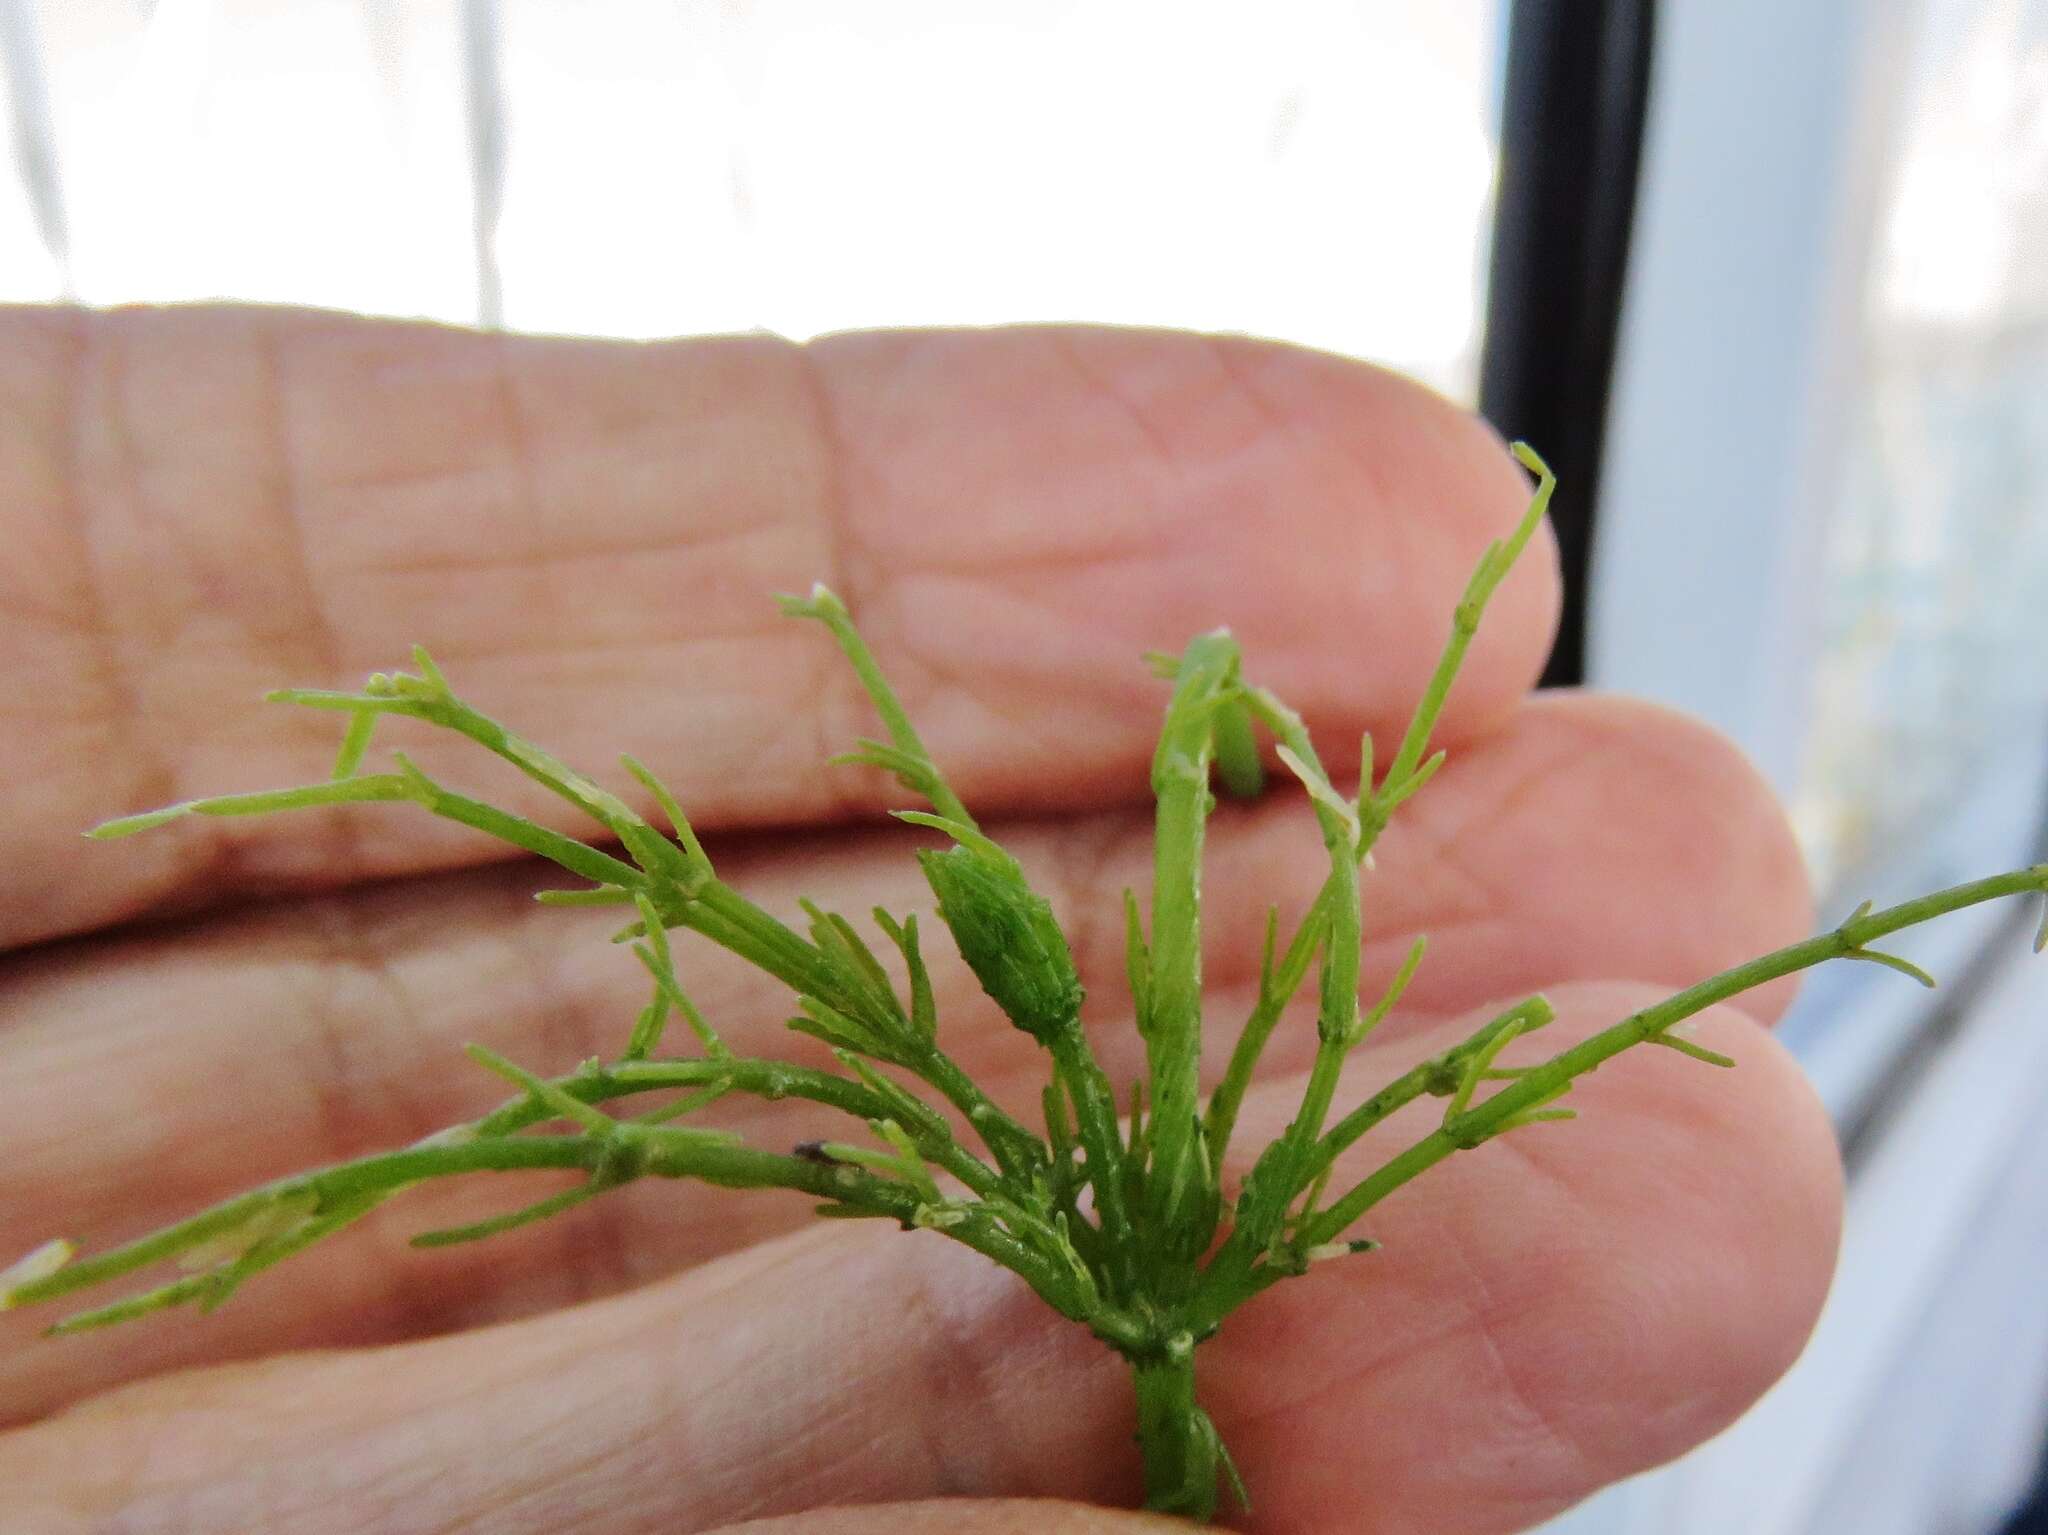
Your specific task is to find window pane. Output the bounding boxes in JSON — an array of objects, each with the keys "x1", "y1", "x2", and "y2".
[
  {"x1": 1791, "y1": 0, "x2": 2048, "y2": 893},
  {"x1": 10, "y1": 0, "x2": 1504, "y2": 401}
]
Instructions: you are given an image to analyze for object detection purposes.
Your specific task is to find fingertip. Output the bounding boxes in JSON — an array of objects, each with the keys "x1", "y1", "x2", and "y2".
[
  {"x1": 703, "y1": 1499, "x2": 1190, "y2": 1535},
  {"x1": 1203, "y1": 985, "x2": 1843, "y2": 1532},
  {"x1": 1196, "y1": 335, "x2": 1562, "y2": 746}
]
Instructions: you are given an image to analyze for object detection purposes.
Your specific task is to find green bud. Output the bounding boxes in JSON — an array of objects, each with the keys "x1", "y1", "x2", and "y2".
[{"x1": 918, "y1": 843, "x2": 1084, "y2": 1043}]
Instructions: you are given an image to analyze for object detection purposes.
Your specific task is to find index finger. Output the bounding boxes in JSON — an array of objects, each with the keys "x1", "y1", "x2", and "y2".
[{"x1": 0, "y1": 308, "x2": 1556, "y2": 948}]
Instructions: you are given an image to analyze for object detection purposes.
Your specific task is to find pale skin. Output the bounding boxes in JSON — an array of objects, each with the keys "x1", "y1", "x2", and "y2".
[{"x1": 0, "y1": 306, "x2": 1841, "y2": 1533}]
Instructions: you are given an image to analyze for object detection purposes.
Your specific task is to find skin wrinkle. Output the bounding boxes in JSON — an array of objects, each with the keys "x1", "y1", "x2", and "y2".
[
  {"x1": 1272, "y1": 350, "x2": 1407, "y2": 553},
  {"x1": 887, "y1": 522, "x2": 1167, "y2": 585},
  {"x1": 1042, "y1": 329, "x2": 1186, "y2": 477},
  {"x1": 847, "y1": 574, "x2": 1160, "y2": 754},
  {"x1": 794, "y1": 341, "x2": 879, "y2": 830},
  {"x1": 67, "y1": 314, "x2": 183, "y2": 852},
  {"x1": 428, "y1": 1403, "x2": 665, "y2": 1535},
  {"x1": 877, "y1": 332, "x2": 1281, "y2": 729},
  {"x1": 799, "y1": 340, "x2": 1121, "y2": 832},
  {"x1": 283, "y1": 897, "x2": 436, "y2": 1172},
  {"x1": 806, "y1": 340, "x2": 1157, "y2": 821},
  {"x1": 69, "y1": 315, "x2": 371, "y2": 929},
  {"x1": 1197, "y1": 333, "x2": 1298, "y2": 447},
  {"x1": 1383, "y1": 751, "x2": 1575, "y2": 938},
  {"x1": 1427, "y1": 1165, "x2": 1604, "y2": 1507},
  {"x1": 701, "y1": 1504, "x2": 1186, "y2": 1535},
  {"x1": 259, "y1": 317, "x2": 354, "y2": 689},
  {"x1": 257, "y1": 318, "x2": 386, "y2": 952},
  {"x1": 294, "y1": 905, "x2": 454, "y2": 1160},
  {"x1": 486, "y1": 330, "x2": 569, "y2": 665},
  {"x1": 363, "y1": 522, "x2": 777, "y2": 578},
  {"x1": 436, "y1": 1322, "x2": 667, "y2": 1529},
  {"x1": 890, "y1": 1238, "x2": 1093, "y2": 1504}
]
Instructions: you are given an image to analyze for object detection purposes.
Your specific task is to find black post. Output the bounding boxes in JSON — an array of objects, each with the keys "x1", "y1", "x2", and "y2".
[{"x1": 1479, "y1": 0, "x2": 1658, "y2": 686}]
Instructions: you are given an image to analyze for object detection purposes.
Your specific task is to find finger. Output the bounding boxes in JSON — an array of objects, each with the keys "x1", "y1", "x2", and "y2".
[
  {"x1": 702, "y1": 1506, "x2": 1185, "y2": 1535},
  {"x1": 0, "y1": 692, "x2": 1809, "y2": 1418},
  {"x1": 0, "y1": 307, "x2": 1554, "y2": 948},
  {"x1": 0, "y1": 988, "x2": 1842, "y2": 1535}
]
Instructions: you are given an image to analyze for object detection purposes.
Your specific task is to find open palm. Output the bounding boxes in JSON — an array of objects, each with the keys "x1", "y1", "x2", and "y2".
[{"x1": 0, "y1": 308, "x2": 1839, "y2": 1534}]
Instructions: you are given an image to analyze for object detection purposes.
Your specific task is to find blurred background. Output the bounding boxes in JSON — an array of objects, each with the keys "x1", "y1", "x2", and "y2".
[{"x1": 2, "y1": 1, "x2": 2045, "y2": 1529}]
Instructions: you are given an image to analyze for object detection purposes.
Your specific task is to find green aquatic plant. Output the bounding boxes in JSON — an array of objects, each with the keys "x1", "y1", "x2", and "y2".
[{"x1": 6, "y1": 444, "x2": 2045, "y2": 1520}]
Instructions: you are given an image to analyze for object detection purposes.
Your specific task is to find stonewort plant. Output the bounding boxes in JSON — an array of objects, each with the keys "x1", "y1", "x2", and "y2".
[{"x1": 5, "y1": 445, "x2": 2046, "y2": 1520}]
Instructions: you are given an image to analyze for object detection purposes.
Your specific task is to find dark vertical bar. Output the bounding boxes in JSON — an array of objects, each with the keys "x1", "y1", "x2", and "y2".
[
  {"x1": 2001, "y1": 1411, "x2": 2048, "y2": 1534},
  {"x1": 1479, "y1": 0, "x2": 1658, "y2": 686}
]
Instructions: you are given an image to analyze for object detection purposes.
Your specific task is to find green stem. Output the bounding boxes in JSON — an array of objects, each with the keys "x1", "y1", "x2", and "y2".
[
  {"x1": 904, "y1": 1041, "x2": 1049, "y2": 1182},
  {"x1": 1048, "y1": 1028, "x2": 1135, "y2": 1290},
  {"x1": 775, "y1": 584, "x2": 978, "y2": 831},
  {"x1": 1372, "y1": 443, "x2": 1554, "y2": 823},
  {"x1": 1298, "y1": 865, "x2": 2048, "y2": 1253},
  {"x1": 6, "y1": 1136, "x2": 606, "y2": 1312},
  {"x1": 1211, "y1": 691, "x2": 1362, "y2": 1277},
  {"x1": 1131, "y1": 1342, "x2": 1221, "y2": 1520},
  {"x1": 1201, "y1": 454, "x2": 1556, "y2": 1268},
  {"x1": 675, "y1": 885, "x2": 1043, "y2": 1179},
  {"x1": 1143, "y1": 631, "x2": 1240, "y2": 1237},
  {"x1": 1204, "y1": 883, "x2": 1332, "y2": 1172},
  {"x1": 8, "y1": 1118, "x2": 1134, "y2": 1344},
  {"x1": 1192, "y1": 998, "x2": 1550, "y2": 1320},
  {"x1": 469, "y1": 1057, "x2": 1004, "y2": 1201}
]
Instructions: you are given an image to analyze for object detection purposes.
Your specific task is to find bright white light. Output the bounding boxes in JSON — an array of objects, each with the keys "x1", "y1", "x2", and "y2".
[
  {"x1": 19, "y1": 1, "x2": 1500, "y2": 397},
  {"x1": 1874, "y1": 0, "x2": 2048, "y2": 325}
]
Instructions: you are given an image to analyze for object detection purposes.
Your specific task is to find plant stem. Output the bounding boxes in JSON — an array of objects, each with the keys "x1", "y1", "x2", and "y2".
[
  {"x1": 1143, "y1": 632, "x2": 1239, "y2": 1243},
  {"x1": 1204, "y1": 884, "x2": 1331, "y2": 1171},
  {"x1": 1297, "y1": 865, "x2": 2048, "y2": 1252},
  {"x1": 673, "y1": 883, "x2": 1044, "y2": 1178},
  {"x1": 469, "y1": 1057, "x2": 1004, "y2": 1200},
  {"x1": 1047, "y1": 1028, "x2": 1137, "y2": 1292},
  {"x1": 1131, "y1": 1341, "x2": 1219, "y2": 1520},
  {"x1": 1371, "y1": 442, "x2": 1554, "y2": 826}
]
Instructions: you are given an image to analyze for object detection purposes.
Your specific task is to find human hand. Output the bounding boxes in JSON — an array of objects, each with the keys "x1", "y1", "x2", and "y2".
[{"x1": 0, "y1": 308, "x2": 1839, "y2": 1533}]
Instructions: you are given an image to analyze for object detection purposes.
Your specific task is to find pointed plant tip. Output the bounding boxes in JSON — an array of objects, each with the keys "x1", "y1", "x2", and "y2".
[
  {"x1": 893, "y1": 808, "x2": 1001, "y2": 858},
  {"x1": 772, "y1": 590, "x2": 820, "y2": 618},
  {"x1": 1, "y1": 1238, "x2": 75, "y2": 1304},
  {"x1": 408, "y1": 645, "x2": 450, "y2": 690},
  {"x1": 774, "y1": 582, "x2": 842, "y2": 618},
  {"x1": 87, "y1": 805, "x2": 189, "y2": 839},
  {"x1": 1508, "y1": 440, "x2": 1554, "y2": 482}
]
